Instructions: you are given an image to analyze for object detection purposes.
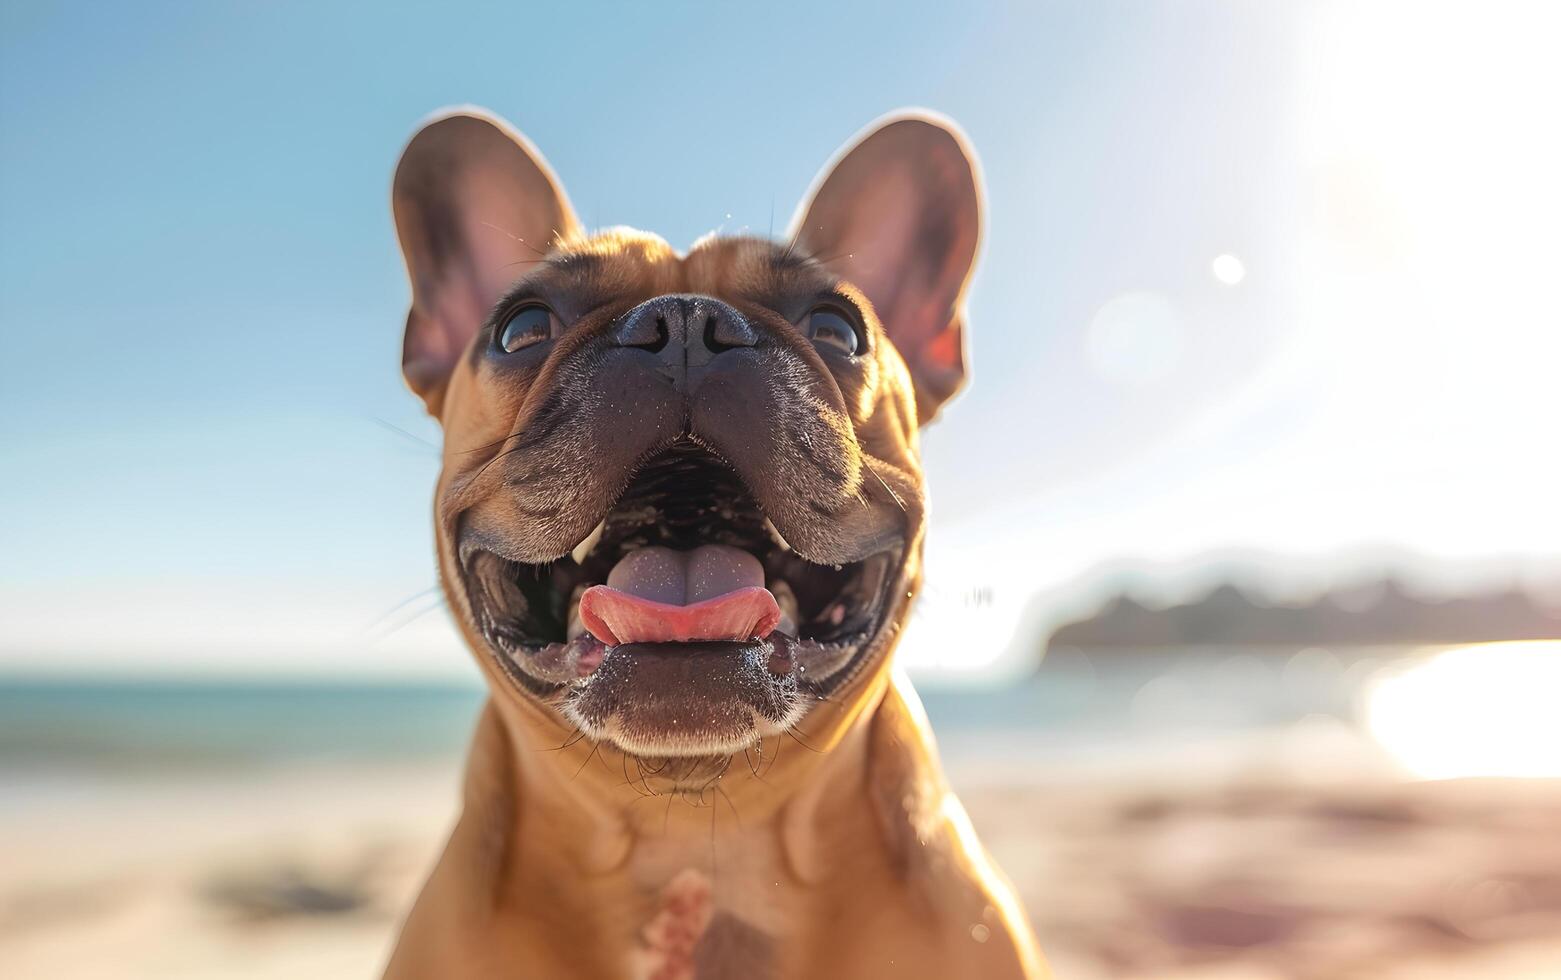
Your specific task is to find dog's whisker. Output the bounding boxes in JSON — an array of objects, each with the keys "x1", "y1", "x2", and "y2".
[
  {"x1": 480, "y1": 220, "x2": 548, "y2": 257},
  {"x1": 570, "y1": 741, "x2": 602, "y2": 782},
  {"x1": 779, "y1": 231, "x2": 802, "y2": 266},
  {"x1": 714, "y1": 783, "x2": 742, "y2": 832},
  {"x1": 783, "y1": 727, "x2": 824, "y2": 755},
  {"x1": 362, "y1": 585, "x2": 442, "y2": 635},
  {"x1": 470, "y1": 442, "x2": 529, "y2": 484},
  {"x1": 661, "y1": 786, "x2": 677, "y2": 835},
  {"x1": 624, "y1": 786, "x2": 673, "y2": 819},
  {"x1": 455, "y1": 424, "x2": 528, "y2": 456},
  {"x1": 865, "y1": 461, "x2": 908, "y2": 514},
  {"x1": 633, "y1": 756, "x2": 658, "y2": 797},
  {"x1": 692, "y1": 755, "x2": 735, "y2": 814},
  {"x1": 619, "y1": 752, "x2": 654, "y2": 798},
  {"x1": 758, "y1": 735, "x2": 783, "y2": 783},
  {"x1": 371, "y1": 416, "x2": 440, "y2": 453},
  {"x1": 365, "y1": 592, "x2": 448, "y2": 642},
  {"x1": 808, "y1": 248, "x2": 857, "y2": 267},
  {"x1": 596, "y1": 743, "x2": 619, "y2": 776},
  {"x1": 538, "y1": 727, "x2": 588, "y2": 753}
]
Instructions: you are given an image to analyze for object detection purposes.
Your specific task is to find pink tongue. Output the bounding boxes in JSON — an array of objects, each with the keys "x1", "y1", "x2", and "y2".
[{"x1": 578, "y1": 545, "x2": 780, "y2": 646}]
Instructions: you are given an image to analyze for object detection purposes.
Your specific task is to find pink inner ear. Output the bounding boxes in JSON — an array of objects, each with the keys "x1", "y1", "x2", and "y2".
[
  {"x1": 404, "y1": 260, "x2": 488, "y2": 395},
  {"x1": 408, "y1": 185, "x2": 548, "y2": 388},
  {"x1": 790, "y1": 117, "x2": 980, "y2": 423},
  {"x1": 394, "y1": 111, "x2": 579, "y2": 408},
  {"x1": 924, "y1": 322, "x2": 963, "y2": 375}
]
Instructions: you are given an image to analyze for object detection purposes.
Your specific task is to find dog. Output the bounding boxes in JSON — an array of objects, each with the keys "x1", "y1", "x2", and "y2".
[{"x1": 381, "y1": 106, "x2": 1048, "y2": 980}]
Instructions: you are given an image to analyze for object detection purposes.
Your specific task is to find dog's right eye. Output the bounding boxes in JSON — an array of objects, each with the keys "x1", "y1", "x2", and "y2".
[
  {"x1": 498, "y1": 304, "x2": 555, "y2": 353},
  {"x1": 806, "y1": 306, "x2": 861, "y2": 357}
]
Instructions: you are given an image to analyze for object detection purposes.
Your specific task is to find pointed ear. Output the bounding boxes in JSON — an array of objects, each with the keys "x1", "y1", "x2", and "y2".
[
  {"x1": 791, "y1": 111, "x2": 982, "y2": 425},
  {"x1": 392, "y1": 107, "x2": 579, "y2": 414}
]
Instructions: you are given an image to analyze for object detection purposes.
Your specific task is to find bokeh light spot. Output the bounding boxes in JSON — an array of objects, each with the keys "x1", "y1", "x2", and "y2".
[
  {"x1": 1085, "y1": 290, "x2": 1186, "y2": 386},
  {"x1": 1211, "y1": 253, "x2": 1246, "y2": 285}
]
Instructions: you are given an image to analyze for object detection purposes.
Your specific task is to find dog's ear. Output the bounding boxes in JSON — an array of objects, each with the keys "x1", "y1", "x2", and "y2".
[
  {"x1": 791, "y1": 111, "x2": 982, "y2": 425},
  {"x1": 392, "y1": 107, "x2": 578, "y2": 414}
]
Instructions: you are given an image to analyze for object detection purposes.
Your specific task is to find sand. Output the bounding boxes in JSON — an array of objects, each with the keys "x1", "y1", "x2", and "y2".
[{"x1": 4, "y1": 756, "x2": 1560, "y2": 978}]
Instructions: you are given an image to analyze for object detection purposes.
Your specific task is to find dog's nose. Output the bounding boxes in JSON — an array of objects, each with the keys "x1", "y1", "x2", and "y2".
[{"x1": 611, "y1": 294, "x2": 757, "y2": 369}]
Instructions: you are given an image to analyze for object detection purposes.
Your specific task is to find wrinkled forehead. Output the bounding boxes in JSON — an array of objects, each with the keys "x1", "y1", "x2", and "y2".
[{"x1": 510, "y1": 229, "x2": 844, "y2": 318}]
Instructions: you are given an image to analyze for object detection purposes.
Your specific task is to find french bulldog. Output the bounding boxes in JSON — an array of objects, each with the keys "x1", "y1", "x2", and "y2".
[{"x1": 382, "y1": 106, "x2": 1047, "y2": 980}]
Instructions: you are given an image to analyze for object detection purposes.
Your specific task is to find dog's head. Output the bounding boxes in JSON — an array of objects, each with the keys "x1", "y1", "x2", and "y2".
[{"x1": 393, "y1": 107, "x2": 980, "y2": 760}]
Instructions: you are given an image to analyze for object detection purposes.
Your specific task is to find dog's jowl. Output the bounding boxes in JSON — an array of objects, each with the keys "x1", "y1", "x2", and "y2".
[{"x1": 382, "y1": 107, "x2": 1049, "y2": 980}]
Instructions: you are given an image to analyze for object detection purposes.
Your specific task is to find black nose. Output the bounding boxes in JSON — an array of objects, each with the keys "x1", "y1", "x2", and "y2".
[{"x1": 611, "y1": 294, "x2": 757, "y2": 370}]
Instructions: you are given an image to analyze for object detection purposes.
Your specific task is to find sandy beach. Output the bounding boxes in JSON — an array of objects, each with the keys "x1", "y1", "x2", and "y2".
[{"x1": 5, "y1": 738, "x2": 1560, "y2": 979}]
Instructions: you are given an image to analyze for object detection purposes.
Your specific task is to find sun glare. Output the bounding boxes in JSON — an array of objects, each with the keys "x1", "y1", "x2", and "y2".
[
  {"x1": 1263, "y1": 1, "x2": 1561, "y2": 561},
  {"x1": 1365, "y1": 642, "x2": 1561, "y2": 780}
]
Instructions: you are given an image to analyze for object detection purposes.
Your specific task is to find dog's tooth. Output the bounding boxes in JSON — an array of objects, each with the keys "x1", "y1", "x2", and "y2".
[
  {"x1": 567, "y1": 584, "x2": 588, "y2": 640},
  {"x1": 763, "y1": 518, "x2": 793, "y2": 553},
  {"x1": 769, "y1": 579, "x2": 800, "y2": 624},
  {"x1": 570, "y1": 520, "x2": 606, "y2": 565}
]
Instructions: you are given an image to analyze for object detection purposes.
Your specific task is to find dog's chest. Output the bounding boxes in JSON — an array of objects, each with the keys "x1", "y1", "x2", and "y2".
[{"x1": 625, "y1": 842, "x2": 791, "y2": 980}]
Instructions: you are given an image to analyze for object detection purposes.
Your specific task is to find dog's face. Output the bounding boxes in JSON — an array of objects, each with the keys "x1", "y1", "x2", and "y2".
[{"x1": 393, "y1": 109, "x2": 980, "y2": 758}]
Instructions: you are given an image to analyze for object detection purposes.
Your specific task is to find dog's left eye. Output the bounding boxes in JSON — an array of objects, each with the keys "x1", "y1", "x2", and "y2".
[
  {"x1": 498, "y1": 304, "x2": 555, "y2": 353},
  {"x1": 807, "y1": 307, "x2": 860, "y2": 357}
]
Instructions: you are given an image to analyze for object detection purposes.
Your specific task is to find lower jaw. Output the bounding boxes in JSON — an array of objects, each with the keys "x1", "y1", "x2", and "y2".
[
  {"x1": 489, "y1": 628, "x2": 870, "y2": 697},
  {"x1": 561, "y1": 640, "x2": 807, "y2": 758},
  {"x1": 478, "y1": 626, "x2": 887, "y2": 753}
]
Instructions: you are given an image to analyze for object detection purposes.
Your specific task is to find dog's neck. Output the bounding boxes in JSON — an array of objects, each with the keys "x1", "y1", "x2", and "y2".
[
  {"x1": 470, "y1": 661, "x2": 895, "y2": 889},
  {"x1": 428, "y1": 664, "x2": 947, "y2": 979}
]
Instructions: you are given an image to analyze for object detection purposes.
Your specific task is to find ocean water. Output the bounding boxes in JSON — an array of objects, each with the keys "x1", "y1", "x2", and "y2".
[
  {"x1": 0, "y1": 680, "x2": 484, "y2": 770},
  {"x1": 0, "y1": 646, "x2": 1408, "y2": 775}
]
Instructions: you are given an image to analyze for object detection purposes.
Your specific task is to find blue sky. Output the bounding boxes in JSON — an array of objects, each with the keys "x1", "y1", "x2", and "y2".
[{"x1": 3, "y1": 1, "x2": 1558, "y2": 679}]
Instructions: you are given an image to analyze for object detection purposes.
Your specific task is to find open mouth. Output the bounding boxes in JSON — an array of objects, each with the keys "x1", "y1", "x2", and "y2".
[{"x1": 459, "y1": 440, "x2": 904, "y2": 721}]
